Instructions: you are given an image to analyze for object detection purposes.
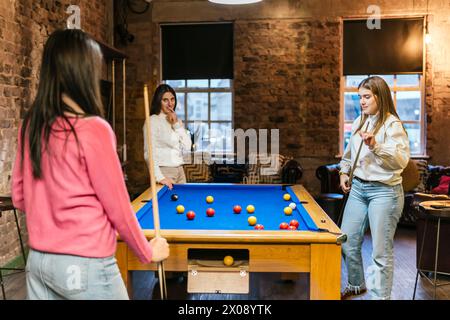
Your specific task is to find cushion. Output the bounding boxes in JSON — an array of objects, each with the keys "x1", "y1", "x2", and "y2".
[
  {"x1": 401, "y1": 160, "x2": 420, "y2": 192},
  {"x1": 413, "y1": 159, "x2": 429, "y2": 192},
  {"x1": 182, "y1": 152, "x2": 212, "y2": 182},
  {"x1": 247, "y1": 153, "x2": 293, "y2": 184},
  {"x1": 431, "y1": 175, "x2": 450, "y2": 195}
]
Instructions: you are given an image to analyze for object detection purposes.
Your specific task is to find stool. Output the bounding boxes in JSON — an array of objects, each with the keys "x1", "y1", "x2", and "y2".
[
  {"x1": 413, "y1": 200, "x2": 450, "y2": 300},
  {"x1": 0, "y1": 196, "x2": 27, "y2": 300}
]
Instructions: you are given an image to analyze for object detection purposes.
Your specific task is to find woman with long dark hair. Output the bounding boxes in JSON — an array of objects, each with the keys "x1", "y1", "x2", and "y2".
[
  {"x1": 143, "y1": 84, "x2": 191, "y2": 189},
  {"x1": 339, "y1": 76, "x2": 410, "y2": 300},
  {"x1": 11, "y1": 29, "x2": 169, "y2": 300}
]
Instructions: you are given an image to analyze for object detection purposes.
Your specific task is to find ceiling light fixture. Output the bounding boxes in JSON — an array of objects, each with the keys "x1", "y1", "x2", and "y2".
[{"x1": 208, "y1": 0, "x2": 263, "y2": 5}]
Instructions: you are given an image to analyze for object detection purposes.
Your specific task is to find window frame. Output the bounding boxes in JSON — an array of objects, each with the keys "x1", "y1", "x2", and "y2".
[
  {"x1": 340, "y1": 74, "x2": 426, "y2": 156},
  {"x1": 162, "y1": 79, "x2": 235, "y2": 154}
]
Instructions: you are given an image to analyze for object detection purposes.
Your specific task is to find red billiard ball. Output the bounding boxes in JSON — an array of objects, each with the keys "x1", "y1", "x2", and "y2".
[
  {"x1": 206, "y1": 208, "x2": 215, "y2": 217},
  {"x1": 254, "y1": 224, "x2": 264, "y2": 230},
  {"x1": 233, "y1": 205, "x2": 242, "y2": 214},
  {"x1": 288, "y1": 225, "x2": 297, "y2": 231},
  {"x1": 279, "y1": 222, "x2": 289, "y2": 230},
  {"x1": 186, "y1": 211, "x2": 195, "y2": 220},
  {"x1": 289, "y1": 219, "x2": 299, "y2": 229}
]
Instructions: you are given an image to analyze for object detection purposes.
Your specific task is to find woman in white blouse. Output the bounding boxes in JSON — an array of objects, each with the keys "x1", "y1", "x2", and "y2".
[
  {"x1": 339, "y1": 76, "x2": 410, "y2": 300},
  {"x1": 143, "y1": 84, "x2": 192, "y2": 189}
]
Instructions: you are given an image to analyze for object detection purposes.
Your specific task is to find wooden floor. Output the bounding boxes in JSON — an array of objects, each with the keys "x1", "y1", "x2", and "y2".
[{"x1": 2, "y1": 227, "x2": 449, "y2": 300}]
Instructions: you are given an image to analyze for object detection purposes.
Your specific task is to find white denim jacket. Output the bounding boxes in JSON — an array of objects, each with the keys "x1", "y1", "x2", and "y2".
[
  {"x1": 340, "y1": 114, "x2": 410, "y2": 186},
  {"x1": 143, "y1": 113, "x2": 192, "y2": 182}
]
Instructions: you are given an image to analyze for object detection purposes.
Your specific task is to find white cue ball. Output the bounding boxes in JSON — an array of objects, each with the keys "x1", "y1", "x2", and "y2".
[{"x1": 289, "y1": 202, "x2": 297, "y2": 210}]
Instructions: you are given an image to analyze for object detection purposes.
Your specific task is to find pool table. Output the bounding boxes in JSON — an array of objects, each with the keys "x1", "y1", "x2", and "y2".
[{"x1": 116, "y1": 183, "x2": 345, "y2": 300}]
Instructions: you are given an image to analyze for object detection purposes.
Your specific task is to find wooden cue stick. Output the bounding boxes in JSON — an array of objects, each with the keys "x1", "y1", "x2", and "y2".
[
  {"x1": 337, "y1": 120, "x2": 371, "y2": 226},
  {"x1": 143, "y1": 84, "x2": 168, "y2": 300}
]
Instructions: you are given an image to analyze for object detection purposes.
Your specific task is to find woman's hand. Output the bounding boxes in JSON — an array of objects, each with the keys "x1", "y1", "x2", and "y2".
[
  {"x1": 340, "y1": 173, "x2": 351, "y2": 194},
  {"x1": 166, "y1": 110, "x2": 178, "y2": 125},
  {"x1": 149, "y1": 237, "x2": 169, "y2": 262},
  {"x1": 159, "y1": 177, "x2": 174, "y2": 190},
  {"x1": 359, "y1": 131, "x2": 376, "y2": 149}
]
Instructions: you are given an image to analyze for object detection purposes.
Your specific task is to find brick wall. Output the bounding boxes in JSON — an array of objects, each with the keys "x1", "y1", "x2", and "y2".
[
  {"x1": 121, "y1": 0, "x2": 450, "y2": 197},
  {"x1": 0, "y1": 0, "x2": 110, "y2": 266}
]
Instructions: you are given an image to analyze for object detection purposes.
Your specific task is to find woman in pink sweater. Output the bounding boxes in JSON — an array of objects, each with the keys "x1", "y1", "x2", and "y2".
[{"x1": 11, "y1": 29, "x2": 169, "y2": 300}]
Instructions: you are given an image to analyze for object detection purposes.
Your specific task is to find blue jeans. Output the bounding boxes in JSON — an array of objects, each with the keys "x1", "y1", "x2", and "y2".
[
  {"x1": 341, "y1": 178, "x2": 404, "y2": 300},
  {"x1": 26, "y1": 249, "x2": 129, "y2": 300}
]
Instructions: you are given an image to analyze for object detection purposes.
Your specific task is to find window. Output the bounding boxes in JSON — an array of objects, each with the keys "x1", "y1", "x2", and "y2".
[
  {"x1": 342, "y1": 74, "x2": 424, "y2": 155},
  {"x1": 165, "y1": 79, "x2": 233, "y2": 153}
]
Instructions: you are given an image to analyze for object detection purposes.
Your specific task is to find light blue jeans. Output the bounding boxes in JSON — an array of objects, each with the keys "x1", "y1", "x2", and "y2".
[
  {"x1": 341, "y1": 178, "x2": 404, "y2": 300},
  {"x1": 26, "y1": 249, "x2": 129, "y2": 300}
]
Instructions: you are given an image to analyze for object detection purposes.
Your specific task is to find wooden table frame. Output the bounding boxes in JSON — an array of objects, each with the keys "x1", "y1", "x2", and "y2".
[{"x1": 116, "y1": 184, "x2": 345, "y2": 300}]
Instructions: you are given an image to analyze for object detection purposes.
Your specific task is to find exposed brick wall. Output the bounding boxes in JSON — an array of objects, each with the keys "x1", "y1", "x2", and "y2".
[
  {"x1": 234, "y1": 19, "x2": 341, "y2": 192},
  {"x1": 0, "y1": 0, "x2": 109, "y2": 266}
]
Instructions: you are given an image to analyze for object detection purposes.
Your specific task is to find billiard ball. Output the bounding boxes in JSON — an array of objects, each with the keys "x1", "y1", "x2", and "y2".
[
  {"x1": 283, "y1": 193, "x2": 291, "y2": 201},
  {"x1": 246, "y1": 205, "x2": 255, "y2": 213},
  {"x1": 206, "y1": 196, "x2": 214, "y2": 203},
  {"x1": 279, "y1": 222, "x2": 289, "y2": 230},
  {"x1": 248, "y1": 216, "x2": 257, "y2": 226},
  {"x1": 233, "y1": 205, "x2": 242, "y2": 214},
  {"x1": 289, "y1": 202, "x2": 297, "y2": 210},
  {"x1": 288, "y1": 225, "x2": 297, "y2": 231},
  {"x1": 223, "y1": 255, "x2": 234, "y2": 266},
  {"x1": 186, "y1": 211, "x2": 195, "y2": 220},
  {"x1": 171, "y1": 194, "x2": 179, "y2": 201},
  {"x1": 254, "y1": 224, "x2": 264, "y2": 230},
  {"x1": 206, "y1": 208, "x2": 215, "y2": 217},
  {"x1": 289, "y1": 219, "x2": 299, "y2": 228},
  {"x1": 284, "y1": 207, "x2": 293, "y2": 215},
  {"x1": 176, "y1": 205, "x2": 185, "y2": 214}
]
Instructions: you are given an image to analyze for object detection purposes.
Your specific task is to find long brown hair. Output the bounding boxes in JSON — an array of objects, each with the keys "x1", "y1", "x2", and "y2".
[
  {"x1": 150, "y1": 84, "x2": 177, "y2": 115},
  {"x1": 21, "y1": 29, "x2": 104, "y2": 178},
  {"x1": 356, "y1": 76, "x2": 405, "y2": 135}
]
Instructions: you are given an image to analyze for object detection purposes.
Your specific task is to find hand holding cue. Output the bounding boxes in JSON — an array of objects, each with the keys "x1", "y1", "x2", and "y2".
[{"x1": 143, "y1": 84, "x2": 168, "y2": 300}]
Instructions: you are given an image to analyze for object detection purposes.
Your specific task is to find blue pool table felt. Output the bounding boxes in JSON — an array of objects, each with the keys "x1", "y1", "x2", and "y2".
[{"x1": 136, "y1": 184, "x2": 319, "y2": 231}]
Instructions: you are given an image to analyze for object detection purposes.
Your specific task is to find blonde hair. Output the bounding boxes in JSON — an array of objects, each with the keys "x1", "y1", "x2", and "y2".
[{"x1": 356, "y1": 76, "x2": 405, "y2": 135}]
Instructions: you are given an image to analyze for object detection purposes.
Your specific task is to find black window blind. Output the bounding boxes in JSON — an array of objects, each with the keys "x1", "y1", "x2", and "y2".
[
  {"x1": 162, "y1": 23, "x2": 234, "y2": 80},
  {"x1": 344, "y1": 18, "x2": 424, "y2": 75}
]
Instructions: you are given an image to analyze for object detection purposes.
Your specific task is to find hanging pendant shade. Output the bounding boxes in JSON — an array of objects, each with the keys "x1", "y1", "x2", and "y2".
[{"x1": 208, "y1": 0, "x2": 262, "y2": 5}]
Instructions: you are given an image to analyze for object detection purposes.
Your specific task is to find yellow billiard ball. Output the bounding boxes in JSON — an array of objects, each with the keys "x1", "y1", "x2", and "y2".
[
  {"x1": 206, "y1": 196, "x2": 214, "y2": 203},
  {"x1": 176, "y1": 205, "x2": 185, "y2": 214},
  {"x1": 246, "y1": 205, "x2": 255, "y2": 213},
  {"x1": 283, "y1": 193, "x2": 291, "y2": 201},
  {"x1": 223, "y1": 255, "x2": 234, "y2": 266},
  {"x1": 248, "y1": 216, "x2": 257, "y2": 226},
  {"x1": 284, "y1": 207, "x2": 293, "y2": 215}
]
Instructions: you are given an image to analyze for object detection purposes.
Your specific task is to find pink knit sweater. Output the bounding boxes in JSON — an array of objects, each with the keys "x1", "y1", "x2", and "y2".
[{"x1": 12, "y1": 116, "x2": 152, "y2": 264}]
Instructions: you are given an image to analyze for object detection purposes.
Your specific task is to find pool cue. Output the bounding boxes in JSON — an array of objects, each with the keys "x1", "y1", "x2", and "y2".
[
  {"x1": 337, "y1": 120, "x2": 371, "y2": 227},
  {"x1": 143, "y1": 84, "x2": 168, "y2": 300}
]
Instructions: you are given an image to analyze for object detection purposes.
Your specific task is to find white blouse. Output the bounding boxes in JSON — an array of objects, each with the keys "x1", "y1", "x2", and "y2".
[
  {"x1": 143, "y1": 113, "x2": 192, "y2": 182},
  {"x1": 339, "y1": 114, "x2": 410, "y2": 186}
]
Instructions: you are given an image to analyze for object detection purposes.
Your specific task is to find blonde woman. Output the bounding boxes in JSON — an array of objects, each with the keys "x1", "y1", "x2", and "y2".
[{"x1": 339, "y1": 76, "x2": 410, "y2": 300}]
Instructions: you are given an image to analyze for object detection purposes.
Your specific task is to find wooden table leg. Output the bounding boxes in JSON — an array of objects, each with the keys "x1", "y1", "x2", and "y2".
[
  {"x1": 310, "y1": 244, "x2": 341, "y2": 300},
  {"x1": 116, "y1": 242, "x2": 133, "y2": 298}
]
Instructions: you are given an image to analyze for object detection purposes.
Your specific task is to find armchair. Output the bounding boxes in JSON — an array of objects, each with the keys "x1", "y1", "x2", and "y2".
[{"x1": 315, "y1": 164, "x2": 344, "y2": 224}]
